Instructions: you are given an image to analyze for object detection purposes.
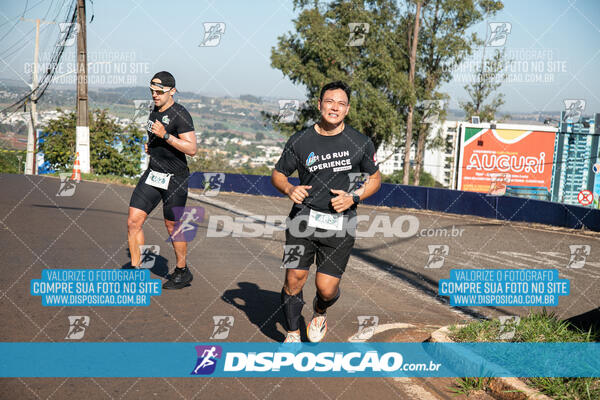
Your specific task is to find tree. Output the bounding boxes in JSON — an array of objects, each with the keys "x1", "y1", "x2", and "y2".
[
  {"x1": 411, "y1": 0, "x2": 504, "y2": 184},
  {"x1": 0, "y1": 141, "x2": 25, "y2": 174},
  {"x1": 266, "y1": 0, "x2": 408, "y2": 150},
  {"x1": 402, "y1": 0, "x2": 423, "y2": 185},
  {"x1": 188, "y1": 152, "x2": 230, "y2": 172},
  {"x1": 39, "y1": 109, "x2": 144, "y2": 175},
  {"x1": 460, "y1": 48, "x2": 507, "y2": 122}
]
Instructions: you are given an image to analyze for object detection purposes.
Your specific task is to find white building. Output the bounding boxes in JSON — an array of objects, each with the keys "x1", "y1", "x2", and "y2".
[
  {"x1": 423, "y1": 120, "x2": 460, "y2": 188},
  {"x1": 375, "y1": 120, "x2": 460, "y2": 187},
  {"x1": 376, "y1": 142, "x2": 405, "y2": 176}
]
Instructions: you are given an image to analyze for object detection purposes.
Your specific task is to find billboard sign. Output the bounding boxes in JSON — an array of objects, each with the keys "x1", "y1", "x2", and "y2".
[{"x1": 458, "y1": 125, "x2": 557, "y2": 194}]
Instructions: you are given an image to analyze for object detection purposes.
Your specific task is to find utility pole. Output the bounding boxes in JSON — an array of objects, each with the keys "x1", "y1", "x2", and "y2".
[
  {"x1": 76, "y1": 0, "x2": 90, "y2": 173},
  {"x1": 21, "y1": 18, "x2": 54, "y2": 175}
]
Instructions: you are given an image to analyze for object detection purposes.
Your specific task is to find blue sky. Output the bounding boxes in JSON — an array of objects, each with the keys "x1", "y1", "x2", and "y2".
[{"x1": 0, "y1": 0, "x2": 598, "y2": 113}]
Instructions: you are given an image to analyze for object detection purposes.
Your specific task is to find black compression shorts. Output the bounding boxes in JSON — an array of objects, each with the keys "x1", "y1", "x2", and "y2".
[
  {"x1": 282, "y1": 207, "x2": 356, "y2": 278},
  {"x1": 129, "y1": 168, "x2": 189, "y2": 221}
]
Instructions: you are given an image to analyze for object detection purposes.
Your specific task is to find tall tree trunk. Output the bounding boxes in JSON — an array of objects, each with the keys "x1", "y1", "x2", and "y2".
[
  {"x1": 414, "y1": 123, "x2": 427, "y2": 185},
  {"x1": 402, "y1": 0, "x2": 422, "y2": 185}
]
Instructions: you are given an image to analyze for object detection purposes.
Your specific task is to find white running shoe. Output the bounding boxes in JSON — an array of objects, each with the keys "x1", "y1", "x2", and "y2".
[
  {"x1": 284, "y1": 331, "x2": 301, "y2": 343},
  {"x1": 307, "y1": 312, "x2": 328, "y2": 342}
]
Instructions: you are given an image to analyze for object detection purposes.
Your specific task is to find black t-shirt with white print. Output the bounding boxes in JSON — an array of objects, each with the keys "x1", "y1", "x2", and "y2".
[
  {"x1": 146, "y1": 102, "x2": 194, "y2": 174},
  {"x1": 275, "y1": 125, "x2": 379, "y2": 213}
]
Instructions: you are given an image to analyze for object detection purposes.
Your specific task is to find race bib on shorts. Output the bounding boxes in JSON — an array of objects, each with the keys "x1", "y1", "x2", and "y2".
[
  {"x1": 308, "y1": 209, "x2": 343, "y2": 231},
  {"x1": 145, "y1": 170, "x2": 171, "y2": 190}
]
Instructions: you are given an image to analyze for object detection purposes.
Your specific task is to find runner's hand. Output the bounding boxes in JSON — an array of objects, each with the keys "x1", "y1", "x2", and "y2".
[
  {"x1": 286, "y1": 185, "x2": 312, "y2": 204},
  {"x1": 151, "y1": 121, "x2": 166, "y2": 138},
  {"x1": 144, "y1": 143, "x2": 149, "y2": 154},
  {"x1": 330, "y1": 189, "x2": 353, "y2": 213}
]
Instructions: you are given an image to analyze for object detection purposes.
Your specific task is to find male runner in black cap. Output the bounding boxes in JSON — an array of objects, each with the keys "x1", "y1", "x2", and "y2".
[
  {"x1": 272, "y1": 81, "x2": 381, "y2": 342},
  {"x1": 127, "y1": 71, "x2": 197, "y2": 289}
]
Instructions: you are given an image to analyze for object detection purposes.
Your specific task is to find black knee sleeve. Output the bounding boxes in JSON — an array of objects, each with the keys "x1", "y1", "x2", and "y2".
[
  {"x1": 315, "y1": 288, "x2": 340, "y2": 313},
  {"x1": 281, "y1": 288, "x2": 304, "y2": 331}
]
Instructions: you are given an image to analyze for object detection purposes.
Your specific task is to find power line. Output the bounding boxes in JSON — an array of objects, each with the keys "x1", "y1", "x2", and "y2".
[
  {"x1": 0, "y1": 0, "x2": 64, "y2": 60},
  {"x1": 0, "y1": 0, "x2": 77, "y2": 120}
]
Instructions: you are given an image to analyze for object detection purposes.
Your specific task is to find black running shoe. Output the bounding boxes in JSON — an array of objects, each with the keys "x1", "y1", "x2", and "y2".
[{"x1": 162, "y1": 266, "x2": 193, "y2": 289}]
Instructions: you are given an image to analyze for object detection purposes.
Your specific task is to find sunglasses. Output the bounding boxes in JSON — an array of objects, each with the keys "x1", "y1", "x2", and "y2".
[{"x1": 149, "y1": 87, "x2": 172, "y2": 95}]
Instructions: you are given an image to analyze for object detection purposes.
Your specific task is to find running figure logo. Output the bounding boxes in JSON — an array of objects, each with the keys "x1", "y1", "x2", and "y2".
[
  {"x1": 282, "y1": 245, "x2": 305, "y2": 269},
  {"x1": 498, "y1": 316, "x2": 520, "y2": 340},
  {"x1": 169, "y1": 207, "x2": 205, "y2": 242},
  {"x1": 132, "y1": 100, "x2": 153, "y2": 124},
  {"x1": 347, "y1": 172, "x2": 369, "y2": 193},
  {"x1": 278, "y1": 100, "x2": 300, "y2": 123},
  {"x1": 65, "y1": 316, "x2": 90, "y2": 340},
  {"x1": 139, "y1": 245, "x2": 160, "y2": 269},
  {"x1": 346, "y1": 23, "x2": 369, "y2": 46},
  {"x1": 425, "y1": 245, "x2": 449, "y2": 269},
  {"x1": 203, "y1": 173, "x2": 225, "y2": 197},
  {"x1": 199, "y1": 22, "x2": 226, "y2": 47},
  {"x1": 486, "y1": 22, "x2": 511, "y2": 47},
  {"x1": 350, "y1": 316, "x2": 379, "y2": 341},
  {"x1": 191, "y1": 345, "x2": 222, "y2": 375},
  {"x1": 566, "y1": 245, "x2": 590, "y2": 269},
  {"x1": 210, "y1": 316, "x2": 235, "y2": 339},
  {"x1": 563, "y1": 99, "x2": 586, "y2": 122},
  {"x1": 56, "y1": 172, "x2": 79, "y2": 197}
]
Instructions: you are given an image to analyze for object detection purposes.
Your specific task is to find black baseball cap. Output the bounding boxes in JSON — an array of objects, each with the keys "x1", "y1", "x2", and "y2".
[{"x1": 150, "y1": 71, "x2": 176, "y2": 88}]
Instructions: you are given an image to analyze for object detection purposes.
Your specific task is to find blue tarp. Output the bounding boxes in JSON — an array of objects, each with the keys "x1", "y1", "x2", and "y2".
[{"x1": 188, "y1": 172, "x2": 600, "y2": 232}]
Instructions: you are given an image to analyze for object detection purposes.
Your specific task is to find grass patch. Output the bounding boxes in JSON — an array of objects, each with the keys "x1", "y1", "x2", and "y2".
[
  {"x1": 447, "y1": 309, "x2": 600, "y2": 399},
  {"x1": 449, "y1": 377, "x2": 491, "y2": 397}
]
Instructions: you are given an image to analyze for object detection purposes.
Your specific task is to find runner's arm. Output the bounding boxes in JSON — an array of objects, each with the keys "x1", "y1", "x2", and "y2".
[
  {"x1": 164, "y1": 130, "x2": 197, "y2": 156},
  {"x1": 151, "y1": 120, "x2": 197, "y2": 156},
  {"x1": 331, "y1": 170, "x2": 381, "y2": 212},
  {"x1": 271, "y1": 169, "x2": 311, "y2": 204},
  {"x1": 353, "y1": 170, "x2": 381, "y2": 201}
]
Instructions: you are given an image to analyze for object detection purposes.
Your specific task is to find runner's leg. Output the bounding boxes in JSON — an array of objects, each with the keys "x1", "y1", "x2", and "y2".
[
  {"x1": 127, "y1": 207, "x2": 148, "y2": 267},
  {"x1": 314, "y1": 272, "x2": 341, "y2": 313},
  {"x1": 282, "y1": 268, "x2": 309, "y2": 334},
  {"x1": 165, "y1": 219, "x2": 187, "y2": 268}
]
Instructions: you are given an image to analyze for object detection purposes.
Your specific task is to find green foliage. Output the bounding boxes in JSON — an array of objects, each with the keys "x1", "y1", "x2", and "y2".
[
  {"x1": 39, "y1": 109, "x2": 144, "y2": 176},
  {"x1": 187, "y1": 153, "x2": 274, "y2": 177},
  {"x1": 450, "y1": 309, "x2": 598, "y2": 343},
  {"x1": 267, "y1": 0, "x2": 504, "y2": 185},
  {"x1": 188, "y1": 153, "x2": 230, "y2": 173},
  {"x1": 449, "y1": 377, "x2": 491, "y2": 396},
  {"x1": 266, "y1": 0, "x2": 408, "y2": 149},
  {"x1": 382, "y1": 168, "x2": 443, "y2": 187},
  {"x1": 449, "y1": 310, "x2": 600, "y2": 400},
  {"x1": 0, "y1": 146, "x2": 26, "y2": 174},
  {"x1": 460, "y1": 48, "x2": 507, "y2": 122}
]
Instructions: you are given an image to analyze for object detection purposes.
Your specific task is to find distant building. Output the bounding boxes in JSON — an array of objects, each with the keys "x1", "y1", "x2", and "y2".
[
  {"x1": 550, "y1": 112, "x2": 600, "y2": 205},
  {"x1": 375, "y1": 141, "x2": 405, "y2": 176},
  {"x1": 423, "y1": 120, "x2": 460, "y2": 188},
  {"x1": 375, "y1": 121, "x2": 459, "y2": 187}
]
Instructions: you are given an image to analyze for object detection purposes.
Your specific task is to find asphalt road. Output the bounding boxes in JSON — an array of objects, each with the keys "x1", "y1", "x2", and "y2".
[{"x1": 1, "y1": 173, "x2": 598, "y2": 399}]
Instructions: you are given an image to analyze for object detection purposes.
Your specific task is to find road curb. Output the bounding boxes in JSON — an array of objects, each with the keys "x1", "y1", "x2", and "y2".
[{"x1": 428, "y1": 326, "x2": 553, "y2": 400}]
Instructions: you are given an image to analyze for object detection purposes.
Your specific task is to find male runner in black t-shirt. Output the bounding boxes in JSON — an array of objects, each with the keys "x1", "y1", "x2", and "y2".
[
  {"x1": 272, "y1": 81, "x2": 381, "y2": 342},
  {"x1": 127, "y1": 71, "x2": 197, "y2": 289}
]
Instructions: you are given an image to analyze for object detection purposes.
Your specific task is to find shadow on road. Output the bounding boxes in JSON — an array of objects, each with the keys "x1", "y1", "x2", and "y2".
[
  {"x1": 222, "y1": 282, "x2": 290, "y2": 342},
  {"x1": 120, "y1": 254, "x2": 170, "y2": 278},
  {"x1": 565, "y1": 308, "x2": 600, "y2": 339}
]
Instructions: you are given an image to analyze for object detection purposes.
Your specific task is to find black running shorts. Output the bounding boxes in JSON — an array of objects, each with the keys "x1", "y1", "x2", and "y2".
[
  {"x1": 129, "y1": 168, "x2": 189, "y2": 221},
  {"x1": 283, "y1": 206, "x2": 356, "y2": 278}
]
